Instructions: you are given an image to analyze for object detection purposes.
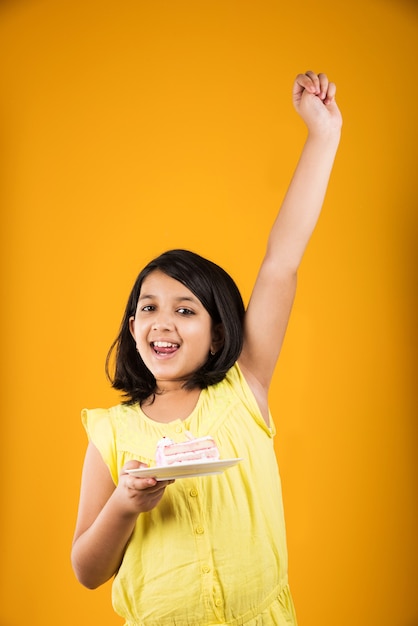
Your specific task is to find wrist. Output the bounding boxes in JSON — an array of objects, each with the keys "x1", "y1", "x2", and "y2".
[
  {"x1": 305, "y1": 126, "x2": 341, "y2": 149},
  {"x1": 111, "y1": 485, "x2": 143, "y2": 520}
]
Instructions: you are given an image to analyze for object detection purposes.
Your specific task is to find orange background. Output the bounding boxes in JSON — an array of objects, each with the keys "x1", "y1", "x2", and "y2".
[{"x1": 1, "y1": 1, "x2": 417, "y2": 625}]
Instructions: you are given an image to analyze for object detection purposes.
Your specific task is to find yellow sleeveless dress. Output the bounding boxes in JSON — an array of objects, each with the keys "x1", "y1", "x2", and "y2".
[{"x1": 82, "y1": 363, "x2": 298, "y2": 625}]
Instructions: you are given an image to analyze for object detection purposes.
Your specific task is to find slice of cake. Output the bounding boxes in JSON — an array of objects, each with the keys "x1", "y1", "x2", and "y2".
[{"x1": 155, "y1": 431, "x2": 220, "y2": 466}]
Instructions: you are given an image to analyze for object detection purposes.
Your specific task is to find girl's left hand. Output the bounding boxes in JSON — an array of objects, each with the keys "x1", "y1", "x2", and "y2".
[{"x1": 292, "y1": 71, "x2": 342, "y2": 136}]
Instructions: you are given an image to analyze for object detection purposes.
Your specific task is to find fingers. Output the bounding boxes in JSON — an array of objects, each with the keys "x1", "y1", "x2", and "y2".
[
  {"x1": 122, "y1": 459, "x2": 147, "y2": 471},
  {"x1": 323, "y1": 80, "x2": 336, "y2": 105},
  {"x1": 122, "y1": 474, "x2": 175, "y2": 513},
  {"x1": 295, "y1": 71, "x2": 337, "y2": 104},
  {"x1": 120, "y1": 461, "x2": 174, "y2": 498},
  {"x1": 127, "y1": 475, "x2": 174, "y2": 492},
  {"x1": 127, "y1": 474, "x2": 156, "y2": 491}
]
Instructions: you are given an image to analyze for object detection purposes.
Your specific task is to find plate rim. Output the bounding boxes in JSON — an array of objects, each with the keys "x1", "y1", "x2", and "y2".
[{"x1": 125, "y1": 457, "x2": 242, "y2": 480}]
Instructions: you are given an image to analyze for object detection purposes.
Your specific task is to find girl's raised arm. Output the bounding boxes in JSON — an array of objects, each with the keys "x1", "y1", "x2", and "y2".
[{"x1": 238, "y1": 71, "x2": 342, "y2": 416}]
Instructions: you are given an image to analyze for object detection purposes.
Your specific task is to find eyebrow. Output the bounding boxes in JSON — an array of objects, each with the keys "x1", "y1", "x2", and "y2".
[{"x1": 137, "y1": 294, "x2": 199, "y2": 303}]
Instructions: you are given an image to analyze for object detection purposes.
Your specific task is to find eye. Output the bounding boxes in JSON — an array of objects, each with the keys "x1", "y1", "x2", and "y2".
[
  {"x1": 177, "y1": 307, "x2": 194, "y2": 316},
  {"x1": 141, "y1": 305, "x2": 156, "y2": 312}
]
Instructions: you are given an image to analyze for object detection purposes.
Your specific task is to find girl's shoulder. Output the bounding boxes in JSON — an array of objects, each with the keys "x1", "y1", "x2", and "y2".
[
  {"x1": 81, "y1": 403, "x2": 148, "y2": 482},
  {"x1": 81, "y1": 402, "x2": 139, "y2": 435},
  {"x1": 205, "y1": 363, "x2": 274, "y2": 434},
  {"x1": 218, "y1": 363, "x2": 265, "y2": 413}
]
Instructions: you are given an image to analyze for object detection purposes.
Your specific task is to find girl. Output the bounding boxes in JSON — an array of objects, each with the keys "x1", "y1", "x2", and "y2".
[{"x1": 72, "y1": 71, "x2": 342, "y2": 625}]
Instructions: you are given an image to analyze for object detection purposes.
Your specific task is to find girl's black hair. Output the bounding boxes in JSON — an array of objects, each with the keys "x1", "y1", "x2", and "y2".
[{"x1": 106, "y1": 249, "x2": 245, "y2": 404}]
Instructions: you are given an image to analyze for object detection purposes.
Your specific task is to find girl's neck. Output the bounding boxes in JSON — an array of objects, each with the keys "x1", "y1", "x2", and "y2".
[{"x1": 141, "y1": 385, "x2": 201, "y2": 423}]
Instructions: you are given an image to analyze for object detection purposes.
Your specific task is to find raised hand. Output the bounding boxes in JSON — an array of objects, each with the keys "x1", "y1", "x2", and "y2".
[{"x1": 292, "y1": 71, "x2": 342, "y2": 136}]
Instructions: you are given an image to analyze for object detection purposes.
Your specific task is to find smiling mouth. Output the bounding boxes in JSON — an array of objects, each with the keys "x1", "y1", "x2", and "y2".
[{"x1": 152, "y1": 341, "x2": 180, "y2": 355}]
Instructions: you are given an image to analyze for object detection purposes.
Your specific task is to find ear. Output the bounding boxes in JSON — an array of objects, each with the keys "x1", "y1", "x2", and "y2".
[
  {"x1": 129, "y1": 315, "x2": 136, "y2": 339},
  {"x1": 210, "y1": 323, "x2": 225, "y2": 354}
]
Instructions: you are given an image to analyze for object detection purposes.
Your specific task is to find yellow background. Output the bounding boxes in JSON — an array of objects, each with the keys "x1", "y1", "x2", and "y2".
[{"x1": 1, "y1": 1, "x2": 417, "y2": 625}]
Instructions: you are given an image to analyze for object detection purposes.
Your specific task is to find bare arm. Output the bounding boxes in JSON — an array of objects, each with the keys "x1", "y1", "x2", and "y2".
[
  {"x1": 239, "y1": 71, "x2": 342, "y2": 414},
  {"x1": 71, "y1": 442, "x2": 173, "y2": 588}
]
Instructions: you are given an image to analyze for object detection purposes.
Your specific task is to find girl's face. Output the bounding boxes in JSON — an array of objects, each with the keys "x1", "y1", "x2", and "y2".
[{"x1": 129, "y1": 270, "x2": 222, "y2": 390}]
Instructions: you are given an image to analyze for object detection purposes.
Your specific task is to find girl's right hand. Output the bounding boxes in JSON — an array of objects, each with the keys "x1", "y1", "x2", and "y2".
[
  {"x1": 72, "y1": 444, "x2": 175, "y2": 588},
  {"x1": 116, "y1": 460, "x2": 174, "y2": 514}
]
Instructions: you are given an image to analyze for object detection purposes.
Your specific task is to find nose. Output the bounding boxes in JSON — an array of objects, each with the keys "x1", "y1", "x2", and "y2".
[{"x1": 152, "y1": 311, "x2": 174, "y2": 331}]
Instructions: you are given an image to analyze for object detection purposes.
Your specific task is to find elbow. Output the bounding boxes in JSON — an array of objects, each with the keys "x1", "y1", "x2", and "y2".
[
  {"x1": 71, "y1": 562, "x2": 97, "y2": 590},
  {"x1": 75, "y1": 572, "x2": 102, "y2": 591},
  {"x1": 71, "y1": 550, "x2": 109, "y2": 590},
  {"x1": 72, "y1": 565, "x2": 105, "y2": 590},
  {"x1": 77, "y1": 578, "x2": 101, "y2": 590}
]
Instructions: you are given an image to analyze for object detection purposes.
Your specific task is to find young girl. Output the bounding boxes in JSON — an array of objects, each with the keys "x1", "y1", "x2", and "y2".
[{"x1": 72, "y1": 71, "x2": 342, "y2": 625}]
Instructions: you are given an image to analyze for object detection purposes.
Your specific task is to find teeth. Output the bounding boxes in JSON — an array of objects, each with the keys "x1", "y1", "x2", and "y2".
[{"x1": 153, "y1": 341, "x2": 178, "y2": 348}]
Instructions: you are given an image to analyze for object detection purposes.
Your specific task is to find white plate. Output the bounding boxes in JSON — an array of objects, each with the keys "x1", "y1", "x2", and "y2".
[{"x1": 126, "y1": 458, "x2": 242, "y2": 481}]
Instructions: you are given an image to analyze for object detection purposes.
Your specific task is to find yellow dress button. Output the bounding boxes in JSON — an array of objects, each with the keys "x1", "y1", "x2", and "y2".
[
  {"x1": 195, "y1": 525, "x2": 204, "y2": 534},
  {"x1": 190, "y1": 488, "x2": 198, "y2": 497},
  {"x1": 215, "y1": 599, "x2": 223, "y2": 607},
  {"x1": 175, "y1": 425, "x2": 182, "y2": 433},
  {"x1": 202, "y1": 565, "x2": 210, "y2": 574}
]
